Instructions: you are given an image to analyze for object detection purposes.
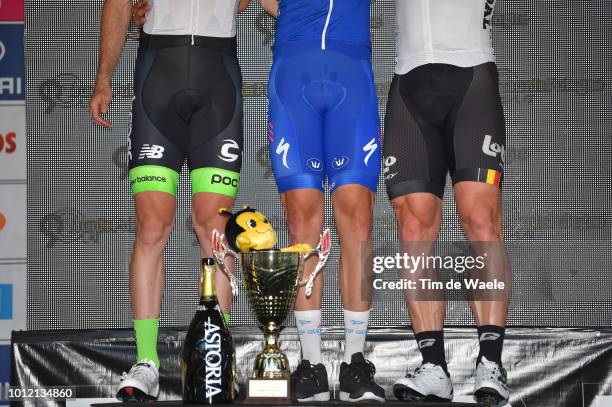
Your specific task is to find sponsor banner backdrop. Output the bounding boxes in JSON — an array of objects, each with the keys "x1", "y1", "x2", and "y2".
[
  {"x1": 0, "y1": 264, "x2": 26, "y2": 339},
  {"x1": 0, "y1": 23, "x2": 24, "y2": 101},
  {"x1": 0, "y1": 0, "x2": 24, "y2": 22},
  {"x1": 0, "y1": 185, "x2": 26, "y2": 259},
  {"x1": 0, "y1": 105, "x2": 25, "y2": 179},
  {"x1": 24, "y1": 0, "x2": 612, "y2": 330}
]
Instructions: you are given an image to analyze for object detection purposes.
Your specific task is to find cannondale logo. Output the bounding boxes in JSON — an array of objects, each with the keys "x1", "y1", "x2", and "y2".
[
  {"x1": 418, "y1": 339, "x2": 436, "y2": 349},
  {"x1": 479, "y1": 332, "x2": 501, "y2": 342},
  {"x1": 138, "y1": 144, "x2": 164, "y2": 159},
  {"x1": 0, "y1": 41, "x2": 5, "y2": 62},
  {"x1": 362, "y1": 138, "x2": 378, "y2": 165},
  {"x1": 218, "y1": 139, "x2": 240, "y2": 162},
  {"x1": 276, "y1": 138, "x2": 290, "y2": 169}
]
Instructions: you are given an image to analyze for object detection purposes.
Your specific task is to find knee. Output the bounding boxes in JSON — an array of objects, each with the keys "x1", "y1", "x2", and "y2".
[
  {"x1": 459, "y1": 206, "x2": 501, "y2": 241},
  {"x1": 192, "y1": 208, "x2": 223, "y2": 242},
  {"x1": 136, "y1": 215, "x2": 174, "y2": 247},
  {"x1": 285, "y1": 202, "x2": 322, "y2": 239},
  {"x1": 397, "y1": 207, "x2": 439, "y2": 241},
  {"x1": 337, "y1": 205, "x2": 372, "y2": 238}
]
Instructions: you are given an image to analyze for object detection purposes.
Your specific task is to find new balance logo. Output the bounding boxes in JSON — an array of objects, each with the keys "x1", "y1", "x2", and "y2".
[
  {"x1": 363, "y1": 138, "x2": 378, "y2": 165},
  {"x1": 418, "y1": 339, "x2": 436, "y2": 349},
  {"x1": 332, "y1": 156, "x2": 349, "y2": 170},
  {"x1": 482, "y1": 135, "x2": 505, "y2": 166},
  {"x1": 276, "y1": 138, "x2": 290, "y2": 169},
  {"x1": 138, "y1": 144, "x2": 164, "y2": 159},
  {"x1": 479, "y1": 332, "x2": 501, "y2": 342},
  {"x1": 218, "y1": 139, "x2": 240, "y2": 162}
]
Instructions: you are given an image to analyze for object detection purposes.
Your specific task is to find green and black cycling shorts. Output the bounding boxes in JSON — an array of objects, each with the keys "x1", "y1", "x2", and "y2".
[{"x1": 128, "y1": 33, "x2": 243, "y2": 198}]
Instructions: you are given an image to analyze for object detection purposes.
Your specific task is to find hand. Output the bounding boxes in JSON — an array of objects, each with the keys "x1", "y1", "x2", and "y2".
[
  {"x1": 89, "y1": 82, "x2": 112, "y2": 128},
  {"x1": 132, "y1": 0, "x2": 150, "y2": 28}
]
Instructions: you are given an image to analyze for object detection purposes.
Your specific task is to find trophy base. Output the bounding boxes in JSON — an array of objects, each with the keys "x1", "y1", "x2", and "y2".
[{"x1": 243, "y1": 378, "x2": 291, "y2": 404}]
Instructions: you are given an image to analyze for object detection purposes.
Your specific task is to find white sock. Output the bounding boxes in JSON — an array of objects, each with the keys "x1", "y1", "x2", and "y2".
[
  {"x1": 343, "y1": 309, "x2": 370, "y2": 363},
  {"x1": 294, "y1": 309, "x2": 322, "y2": 364}
]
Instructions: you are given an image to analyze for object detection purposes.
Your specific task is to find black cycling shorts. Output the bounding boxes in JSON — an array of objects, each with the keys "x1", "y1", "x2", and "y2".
[
  {"x1": 128, "y1": 34, "x2": 243, "y2": 197},
  {"x1": 383, "y1": 62, "x2": 506, "y2": 200}
]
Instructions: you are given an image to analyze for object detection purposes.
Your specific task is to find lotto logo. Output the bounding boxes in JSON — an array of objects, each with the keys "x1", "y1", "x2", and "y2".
[{"x1": 138, "y1": 144, "x2": 164, "y2": 159}]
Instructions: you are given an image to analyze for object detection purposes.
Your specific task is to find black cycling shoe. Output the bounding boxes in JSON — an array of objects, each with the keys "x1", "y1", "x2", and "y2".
[
  {"x1": 290, "y1": 359, "x2": 330, "y2": 402},
  {"x1": 339, "y1": 352, "x2": 385, "y2": 402}
]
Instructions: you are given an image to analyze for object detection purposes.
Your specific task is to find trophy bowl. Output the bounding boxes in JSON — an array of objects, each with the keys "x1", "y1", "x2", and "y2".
[{"x1": 211, "y1": 229, "x2": 331, "y2": 401}]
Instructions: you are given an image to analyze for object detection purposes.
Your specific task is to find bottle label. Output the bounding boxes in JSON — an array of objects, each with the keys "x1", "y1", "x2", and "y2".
[{"x1": 204, "y1": 317, "x2": 223, "y2": 403}]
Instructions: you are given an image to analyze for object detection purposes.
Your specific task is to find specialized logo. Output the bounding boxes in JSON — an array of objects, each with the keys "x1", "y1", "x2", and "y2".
[
  {"x1": 332, "y1": 156, "x2": 349, "y2": 170},
  {"x1": 210, "y1": 173, "x2": 239, "y2": 187},
  {"x1": 138, "y1": 144, "x2": 164, "y2": 159},
  {"x1": 479, "y1": 332, "x2": 501, "y2": 342},
  {"x1": 0, "y1": 41, "x2": 5, "y2": 62},
  {"x1": 276, "y1": 138, "x2": 290, "y2": 169},
  {"x1": 418, "y1": 339, "x2": 436, "y2": 349},
  {"x1": 483, "y1": 0, "x2": 496, "y2": 29},
  {"x1": 307, "y1": 158, "x2": 322, "y2": 172},
  {"x1": 482, "y1": 135, "x2": 505, "y2": 166},
  {"x1": 203, "y1": 318, "x2": 223, "y2": 403},
  {"x1": 218, "y1": 139, "x2": 240, "y2": 163},
  {"x1": 383, "y1": 156, "x2": 398, "y2": 180},
  {"x1": 362, "y1": 138, "x2": 378, "y2": 165}
]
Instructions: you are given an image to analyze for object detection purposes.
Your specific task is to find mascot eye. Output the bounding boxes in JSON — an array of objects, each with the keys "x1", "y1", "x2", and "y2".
[
  {"x1": 248, "y1": 219, "x2": 257, "y2": 228},
  {"x1": 263, "y1": 218, "x2": 269, "y2": 224}
]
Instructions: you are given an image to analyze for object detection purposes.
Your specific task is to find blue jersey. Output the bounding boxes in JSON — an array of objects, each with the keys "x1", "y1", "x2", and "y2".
[{"x1": 274, "y1": 0, "x2": 371, "y2": 56}]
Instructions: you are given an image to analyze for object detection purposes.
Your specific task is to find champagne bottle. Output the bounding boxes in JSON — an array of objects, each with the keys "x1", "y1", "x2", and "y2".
[{"x1": 182, "y1": 258, "x2": 236, "y2": 404}]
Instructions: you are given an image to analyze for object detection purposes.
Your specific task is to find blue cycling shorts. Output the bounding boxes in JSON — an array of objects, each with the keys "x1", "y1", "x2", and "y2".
[{"x1": 267, "y1": 46, "x2": 381, "y2": 193}]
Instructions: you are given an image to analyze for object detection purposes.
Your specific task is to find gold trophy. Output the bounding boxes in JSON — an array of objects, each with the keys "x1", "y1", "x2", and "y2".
[{"x1": 211, "y1": 209, "x2": 330, "y2": 403}]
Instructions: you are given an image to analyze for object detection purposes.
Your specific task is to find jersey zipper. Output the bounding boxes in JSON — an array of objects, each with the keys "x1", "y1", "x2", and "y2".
[{"x1": 321, "y1": 0, "x2": 334, "y2": 50}]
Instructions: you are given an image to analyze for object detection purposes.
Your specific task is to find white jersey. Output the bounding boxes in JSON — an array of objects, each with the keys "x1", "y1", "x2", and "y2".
[
  {"x1": 143, "y1": 0, "x2": 240, "y2": 38},
  {"x1": 395, "y1": 0, "x2": 496, "y2": 74}
]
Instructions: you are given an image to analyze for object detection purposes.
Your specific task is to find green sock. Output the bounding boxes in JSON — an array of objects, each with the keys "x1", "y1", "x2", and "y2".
[
  {"x1": 224, "y1": 313, "x2": 231, "y2": 323},
  {"x1": 133, "y1": 318, "x2": 160, "y2": 368}
]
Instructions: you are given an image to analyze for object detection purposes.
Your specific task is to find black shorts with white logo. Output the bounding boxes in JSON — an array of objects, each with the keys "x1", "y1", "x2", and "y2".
[
  {"x1": 128, "y1": 34, "x2": 243, "y2": 197},
  {"x1": 383, "y1": 62, "x2": 505, "y2": 200}
]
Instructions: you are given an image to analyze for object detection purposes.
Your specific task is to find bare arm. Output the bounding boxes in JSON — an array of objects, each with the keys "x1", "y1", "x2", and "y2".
[
  {"x1": 89, "y1": 0, "x2": 132, "y2": 127},
  {"x1": 239, "y1": 0, "x2": 252, "y2": 12},
  {"x1": 259, "y1": 0, "x2": 279, "y2": 18}
]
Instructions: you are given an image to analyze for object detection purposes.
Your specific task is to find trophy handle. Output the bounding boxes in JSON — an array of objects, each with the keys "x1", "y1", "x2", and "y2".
[
  {"x1": 211, "y1": 229, "x2": 239, "y2": 296},
  {"x1": 299, "y1": 229, "x2": 331, "y2": 297}
]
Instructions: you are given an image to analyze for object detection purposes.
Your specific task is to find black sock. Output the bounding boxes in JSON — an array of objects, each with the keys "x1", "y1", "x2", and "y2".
[
  {"x1": 415, "y1": 331, "x2": 448, "y2": 373},
  {"x1": 477, "y1": 325, "x2": 505, "y2": 365}
]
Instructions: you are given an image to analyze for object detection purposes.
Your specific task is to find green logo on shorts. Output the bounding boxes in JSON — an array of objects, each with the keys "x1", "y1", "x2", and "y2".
[
  {"x1": 129, "y1": 165, "x2": 179, "y2": 196},
  {"x1": 191, "y1": 167, "x2": 240, "y2": 197}
]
